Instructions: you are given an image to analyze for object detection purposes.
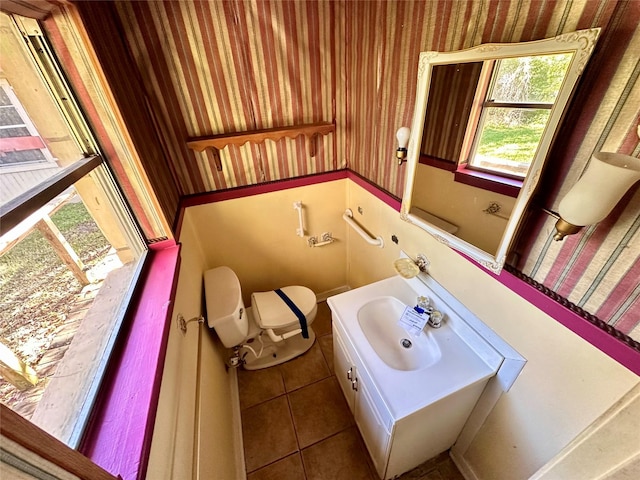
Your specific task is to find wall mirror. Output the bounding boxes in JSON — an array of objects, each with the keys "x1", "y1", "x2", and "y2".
[{"x1": 401, "y1": 29, "x2": 600, "y2": 273}]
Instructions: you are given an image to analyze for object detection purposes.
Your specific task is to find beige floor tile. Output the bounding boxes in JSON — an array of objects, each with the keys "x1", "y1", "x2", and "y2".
[
  {"x1": 317, "y1": 334, "x2": 334, "y2": 374},
  {"x1": 247, "y1": 453, "x2": 306, "y2": 480},
  {"x1": 301, "y1": 427, "x2": 375, "y2": 480},
  {"x1": 312, "y1": 302, "x2": 333, "y2": 337},
  {"x1": 288, "y1": 376, "x2": 353, "y2": 448},
  {"x1": 242, "y1": 395, "x2": 298, "y2": 473},
  {"x1": 279, "y1": 342, "x2": 330, "y2": 392},
  {"x1": 238, "y1": 366, "x2": 285, "y2": 410},
  {"x1": 436, "y1": 458, "x2": 465, "y2": 480},
  {"x1": 397, "y1": 451, "x2": 462, "y2": 480},
  {"x1": 409, "y1": 472, "x2": 443, "y2": 480},
  {"x1": 397, "y1": 451, "x2": 446, "y2": 478},
  {"x1": 238, "y1": 305, "x2": 464, "y2": 480}
]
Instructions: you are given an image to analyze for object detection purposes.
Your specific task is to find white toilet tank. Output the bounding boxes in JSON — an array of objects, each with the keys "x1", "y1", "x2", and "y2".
[{"x1": 204, "y1": 266, "x2": 249, "y2": 348}]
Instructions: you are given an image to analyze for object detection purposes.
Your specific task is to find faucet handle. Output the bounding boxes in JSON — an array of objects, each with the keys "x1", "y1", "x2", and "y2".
[
  {"x1": 416, "y1": 296, "x2": 430, "y2": 310},
  {"x1": 428, "y1": 310, "x2": 443, "y2": 328}
]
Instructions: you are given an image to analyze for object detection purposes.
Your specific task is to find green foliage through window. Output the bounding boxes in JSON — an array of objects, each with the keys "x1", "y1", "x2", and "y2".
[{"x1": 469, "y1": 53, "x2": 571, "y2": 178}]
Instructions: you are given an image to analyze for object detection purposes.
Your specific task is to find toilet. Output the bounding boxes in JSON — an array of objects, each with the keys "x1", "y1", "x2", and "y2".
[{"x1": 204, "y1": 266, "x2": 317, "y2": 370}]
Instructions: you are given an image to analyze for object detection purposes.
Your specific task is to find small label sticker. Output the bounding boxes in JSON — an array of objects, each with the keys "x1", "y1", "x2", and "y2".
[{"x1": 398, "y1": 306, "x2": 428, "y2": 337}]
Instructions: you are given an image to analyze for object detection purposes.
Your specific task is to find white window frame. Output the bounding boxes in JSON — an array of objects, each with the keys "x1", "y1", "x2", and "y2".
[
  {"x1": 464, "y1": 58, "x2": 557, "y2": 180},
  {"x1": 0, "y1": 78, "x2": 58, "y2": 173}
]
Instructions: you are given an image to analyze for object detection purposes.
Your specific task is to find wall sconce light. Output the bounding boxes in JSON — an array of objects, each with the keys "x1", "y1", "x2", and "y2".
[
  {"x1": 554, "y1": 151, "x2": 640, "y2": 241},
  {"x1": 396, "y1": 127, "x2": 410, "y2": 165}
]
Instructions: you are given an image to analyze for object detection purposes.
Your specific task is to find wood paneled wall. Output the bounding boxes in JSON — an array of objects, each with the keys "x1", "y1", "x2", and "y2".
[{"x1": 44, "y1": 5, "x2": 177, "y2": 240}]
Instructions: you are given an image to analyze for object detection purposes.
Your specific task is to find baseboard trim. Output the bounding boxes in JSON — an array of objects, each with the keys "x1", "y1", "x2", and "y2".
[
  {"x1": 316, "y1": 285, "x2": 350, "y2": 302},
  {"x1": 450, "y1": 449, "x2": 478, "y2": 480},
  {"x1": 228, "y1": 367, "x2": 246, "y2": 480}
]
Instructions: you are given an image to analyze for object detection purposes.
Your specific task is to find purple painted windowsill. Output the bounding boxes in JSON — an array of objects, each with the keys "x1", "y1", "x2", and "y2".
[
  {"x1": 454, "y1": 165, "x2": 521, "y2": 198},
  {"x1": 80, "y1": 240, "x2": 181, "y2": 480}
]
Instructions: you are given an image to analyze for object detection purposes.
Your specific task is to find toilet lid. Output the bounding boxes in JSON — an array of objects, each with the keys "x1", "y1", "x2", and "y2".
[{"x1": 252, "y1": 286, "x2": 316, "y2": 329}]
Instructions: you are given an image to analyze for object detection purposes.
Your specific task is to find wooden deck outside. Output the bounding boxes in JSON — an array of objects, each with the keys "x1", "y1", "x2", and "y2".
[
  {"x1": 0, "y1": 249, "x2": 124, "y2": 421},
  {"x1": 0, "y1": 191, "x2": 95, "y2": 389},
  {"x1": 0, "y1": 282, "x2": 101, "y2": 419}
]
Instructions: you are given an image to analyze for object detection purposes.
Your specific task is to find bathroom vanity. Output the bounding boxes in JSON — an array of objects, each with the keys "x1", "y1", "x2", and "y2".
[{"x1": 328, "y1": 269, "x2": 516, "y2": 479}]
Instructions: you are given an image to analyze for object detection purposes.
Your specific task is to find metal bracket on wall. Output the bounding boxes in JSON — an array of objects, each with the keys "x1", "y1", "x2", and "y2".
[
  {"x1": 177, "y1": 314, "x2": 204, "y2": 333},
  {"x1": 415, "y1": 253, "x2": 430, "y2": 272}
]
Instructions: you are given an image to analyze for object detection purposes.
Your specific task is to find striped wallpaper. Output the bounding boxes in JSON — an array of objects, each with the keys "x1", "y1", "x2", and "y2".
[
  {"x1": 341, "y1": 0, "x2": 639, "y2": 340},
  {"x1": 343, "y1": 0, "x2": 624, "y2": 198},
  {"x1": 516, "y1": 0, "x2": 640, "y2": 340},
  {"x1": 42, "y1": 1, "x2": 639, "y2": 341},
  {"x1": 421, "y1": 62, "x2": 483, "y2": 163},
  {"x1": 113, "y1": 0, "x2": 340, "y2": 194}
]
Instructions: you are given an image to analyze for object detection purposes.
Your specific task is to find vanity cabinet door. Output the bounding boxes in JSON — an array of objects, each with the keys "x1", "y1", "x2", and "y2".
[
  {"x1": 333, "y1": 318, "x2": 392, "y2": 478},
  {"x1": 333, "y1": 326, "x2": 356, "y2": 414},
  {"x1": 355, "y1": 373, "x2": 391, "y2": 479}
]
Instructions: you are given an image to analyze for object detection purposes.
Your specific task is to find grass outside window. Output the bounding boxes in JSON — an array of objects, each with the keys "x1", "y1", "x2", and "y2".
[{"x1": 467, "y1": 53, "x2": 572, "y2": 179}]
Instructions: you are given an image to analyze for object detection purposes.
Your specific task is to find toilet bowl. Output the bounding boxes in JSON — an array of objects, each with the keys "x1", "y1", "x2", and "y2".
[{"x1": 204, "y1": 266, "x2": 317, "y2": 369}]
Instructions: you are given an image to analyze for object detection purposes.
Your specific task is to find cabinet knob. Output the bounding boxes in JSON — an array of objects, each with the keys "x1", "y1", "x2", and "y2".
[
  {"x1": 347, "y1": 367, "x2": 353, "y2": 380},
  {"x1": 351, "y1": 378, "x2": 358, "y2": 392}
]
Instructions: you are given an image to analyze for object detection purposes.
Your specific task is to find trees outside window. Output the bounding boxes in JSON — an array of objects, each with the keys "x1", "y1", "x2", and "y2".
[{"x1": 467, "y1": 53, "x2": 572, "y2": 178}]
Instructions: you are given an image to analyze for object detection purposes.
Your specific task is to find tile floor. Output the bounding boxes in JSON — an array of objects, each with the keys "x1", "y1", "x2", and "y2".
[{"x1": 238, "y1": 302, "x2": 465, "y2": 480}]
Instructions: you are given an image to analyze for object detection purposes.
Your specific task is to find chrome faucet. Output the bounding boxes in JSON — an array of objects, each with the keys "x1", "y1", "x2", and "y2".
[{"x1": 414, "y1": 295, "x2": 443, "y2": 328}]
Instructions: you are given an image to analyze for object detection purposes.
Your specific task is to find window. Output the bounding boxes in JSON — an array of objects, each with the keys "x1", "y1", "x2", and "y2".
[
  {"x1": 0, "y1": 12, "x2": 146, "y2": 449},
  {"x1": 465, "y1": 54, "x2": 573, "y2": 179},
  {"x1": 0, "y1": 79, "x2": 58, "y2": 170}
]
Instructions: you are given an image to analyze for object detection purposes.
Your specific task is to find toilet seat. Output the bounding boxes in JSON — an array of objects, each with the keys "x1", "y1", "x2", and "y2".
[{"x1": 251, "y1": 286, "x2": 317, "y2": 330}]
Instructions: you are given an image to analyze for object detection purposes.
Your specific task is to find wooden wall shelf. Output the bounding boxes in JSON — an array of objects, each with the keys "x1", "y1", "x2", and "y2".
[{"x1": 186, "y1": 122, "x2": 335, "y2": 152}]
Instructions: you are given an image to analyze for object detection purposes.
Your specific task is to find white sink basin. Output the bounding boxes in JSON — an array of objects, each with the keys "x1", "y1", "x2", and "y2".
[
  {"x1": 328, "y1": 274, "x2": 504, "y2": 418},
  {"x1": 357, "y1": 296, "x2": 441, "y2": 371},
  {"x1": 327, "y1": 266, "x2": 521, "y2": 480}
]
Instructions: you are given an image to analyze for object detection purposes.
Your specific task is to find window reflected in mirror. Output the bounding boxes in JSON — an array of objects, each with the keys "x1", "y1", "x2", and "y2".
[
  {"x1": 402, "y1": 28, "x2": 601, "y2": 273},
  {"x1": 467, "y1": 54, "x2": 573, "y2": 179}
]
